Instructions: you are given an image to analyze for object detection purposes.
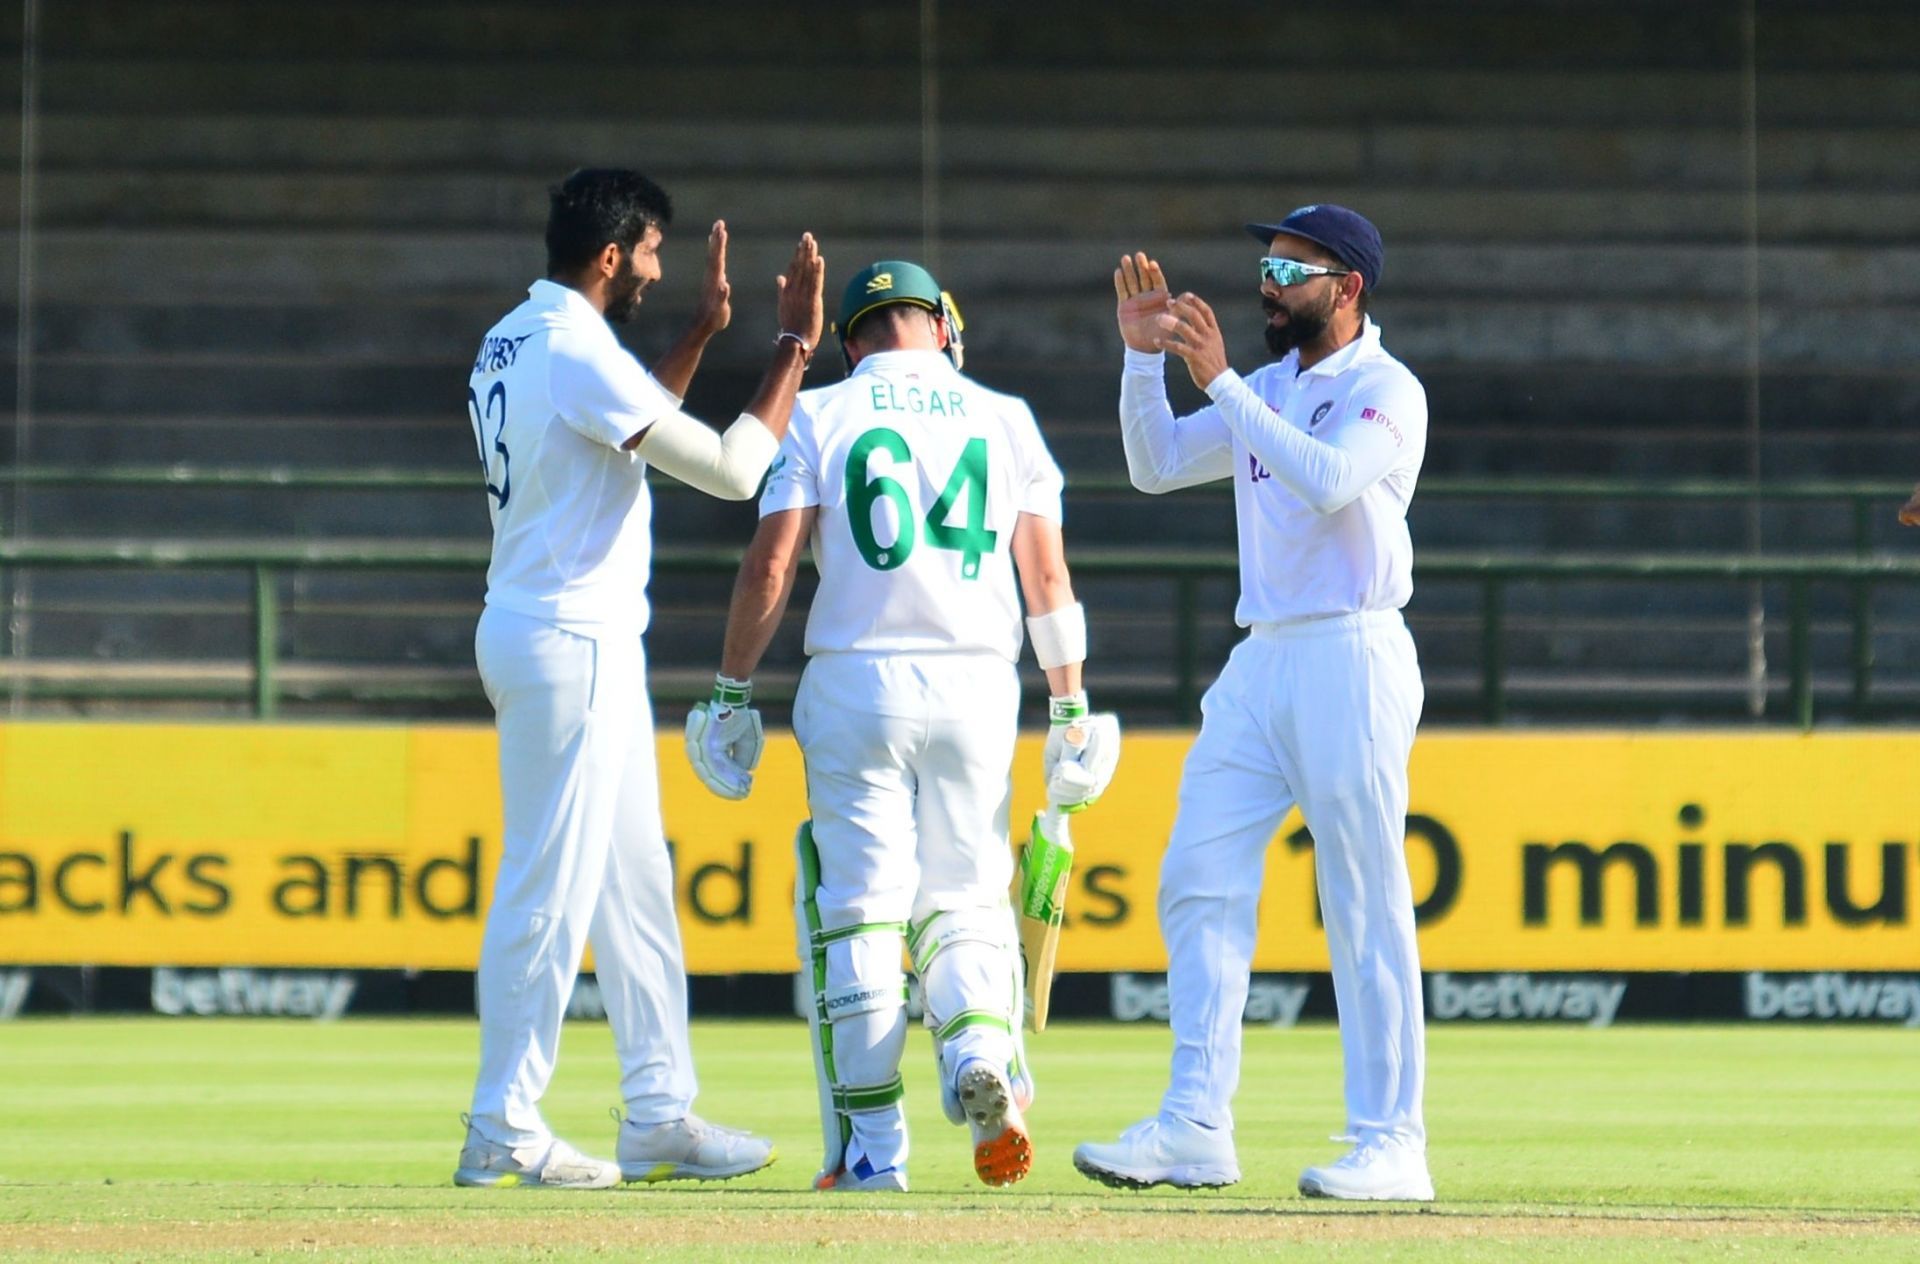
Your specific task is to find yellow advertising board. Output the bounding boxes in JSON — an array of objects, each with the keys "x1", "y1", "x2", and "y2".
[{"x1": 0, "y1": 723, "x2": 1915, "y2": 972}]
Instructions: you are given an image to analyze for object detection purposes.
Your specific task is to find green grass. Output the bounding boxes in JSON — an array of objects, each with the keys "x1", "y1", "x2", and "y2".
[{"x1": 1, "y1": 1018, "x2": 1917, "y2": 1260}]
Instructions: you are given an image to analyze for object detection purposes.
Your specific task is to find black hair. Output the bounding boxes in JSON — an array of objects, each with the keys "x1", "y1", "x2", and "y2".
[{"x1": 544, "y1": 168, "x2": 673, "y2": 276}]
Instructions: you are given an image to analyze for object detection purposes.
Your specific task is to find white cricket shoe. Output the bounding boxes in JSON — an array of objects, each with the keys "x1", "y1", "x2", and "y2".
[
  {"x1": 815, "y1": 1153, "x2": 910, "y2": 1192},
  {"x1": 454, "y1": 1129, "x2": 621, "y2": 1189},
  {"x1": 936, "y1": 1048, "x2": 1034, "y2": 1126},
  {"x1": 1073, "y1": 1114, "x2": 1240, "y2": 1190},
  {"x1": 1298, "y1": 1134, "x2": 1435, "y2": 1201},
  {"x1": 616, "y1": 1113, "x2": 776, "y2": 1183},
  {"x1": 957, "y1": 1059, "x2": 1032, "y2": 1187}
]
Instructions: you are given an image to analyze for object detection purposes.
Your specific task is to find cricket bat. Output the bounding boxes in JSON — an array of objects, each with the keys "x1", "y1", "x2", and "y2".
[{"x1": 1013, "y1": 807, "x2": 1074, "y2": 1032}]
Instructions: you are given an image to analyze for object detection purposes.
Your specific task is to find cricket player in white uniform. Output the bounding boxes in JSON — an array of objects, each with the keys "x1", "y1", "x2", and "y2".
[
  {"x1": 454, "y1": 168, "x2": 825, "y2": 1189},
  {"x1": 1073, "y1": 205, "x2": 1434, "y2": 1201},
  {"x1": 684, "y1": 261, "x2": 1119, "y2": 1192}
]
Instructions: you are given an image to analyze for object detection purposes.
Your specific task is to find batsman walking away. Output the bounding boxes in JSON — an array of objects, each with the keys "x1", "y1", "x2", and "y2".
[
  {"x1": 1074, "y1": 204, "x2": 1435, "y2": 1202},
  {"x1": 455, "y1": 167, "x2": 825, "y2": 1190},
  {"x1": 687, "y1": 258, "x2": 1119, "y2": 1193}
]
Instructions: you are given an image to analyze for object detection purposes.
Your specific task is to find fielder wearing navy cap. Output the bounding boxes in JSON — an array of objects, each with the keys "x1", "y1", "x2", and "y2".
[
  {"x1": 1245, "y1": 204, "x2": 1385, "y2": 292},
  {"x1": 1083, "y1": 205, "x2": 1434, "y2": 1201}
]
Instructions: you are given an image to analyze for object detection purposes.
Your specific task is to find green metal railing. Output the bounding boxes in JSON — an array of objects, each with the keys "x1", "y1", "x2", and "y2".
[
  {"x1": 1066, "y1": 549, "x2": 1920, "y2": 729},
  {"x1": 3, "y1": 466, "x2": 1916, "y2": 724},
  {"x1": 6, "y1": 465, "x2": 1909, "y2": 561},
  {"x1": 3, "y1": 538, "x2": 1917, "y2": 729}
]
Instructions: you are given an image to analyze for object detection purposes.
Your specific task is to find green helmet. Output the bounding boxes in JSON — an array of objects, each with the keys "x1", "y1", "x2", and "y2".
[{"x1": 832, "y1": 259, "x2": 966, "y2": 372}]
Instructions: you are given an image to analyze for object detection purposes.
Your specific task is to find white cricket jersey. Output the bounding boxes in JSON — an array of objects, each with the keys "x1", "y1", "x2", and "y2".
[
  {"x1": 760, "y1": 349, "x2": 1065, "y2": 661},
  {"x1": 468, "y1": 279, "x2": 678, "y2": 635},
  {"x1": 1118, "y1": 318, "x2": 1428, "y2": 624}
]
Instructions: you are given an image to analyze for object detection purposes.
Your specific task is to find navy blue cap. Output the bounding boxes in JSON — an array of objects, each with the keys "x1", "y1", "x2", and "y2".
[{"x1": 1245, "y1": 204, "x2": 1385, "y2": 291}]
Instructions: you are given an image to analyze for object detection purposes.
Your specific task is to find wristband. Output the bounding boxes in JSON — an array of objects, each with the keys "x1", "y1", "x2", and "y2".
[
  {"x1": 774, "y1": 331, "x2": 814, "y2": 366},
  {"x1": 1025, "y1": 601, "x2": 1088, "y2": 671},
  {"x1": 711, "y1": 674, "x2": 752, "y2": 707},
  {"x1": 1049, "y1": 692, "x2": 1089, "y2": 724}
]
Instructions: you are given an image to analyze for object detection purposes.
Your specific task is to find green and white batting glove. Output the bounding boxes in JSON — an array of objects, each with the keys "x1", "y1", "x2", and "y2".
[
  {"x1": 1042, "y1": 692, "x2": 1122, "y2": 814},
  {"x1": 685, "y1": 674, "x2": 765, "y2": 800}
]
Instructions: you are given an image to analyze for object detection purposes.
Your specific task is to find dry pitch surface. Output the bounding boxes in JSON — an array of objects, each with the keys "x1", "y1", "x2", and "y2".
[{"x1": 3, "y1": 1018, "x2": 1917, "y2": 1261}]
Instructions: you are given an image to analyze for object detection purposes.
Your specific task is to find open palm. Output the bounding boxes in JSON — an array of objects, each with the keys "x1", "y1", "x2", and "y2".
[
  {"x1": 1114, "y1": 252, "x2": 1171, "y2": 353},
  {"x1": 693, "y1": 220, "x2": 732, "y2": 338}
]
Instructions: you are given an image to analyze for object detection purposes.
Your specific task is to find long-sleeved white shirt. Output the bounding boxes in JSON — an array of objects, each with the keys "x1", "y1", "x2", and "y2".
[{"x1": 1119, "y1": 317, "x2": 1428, "y2": 624}]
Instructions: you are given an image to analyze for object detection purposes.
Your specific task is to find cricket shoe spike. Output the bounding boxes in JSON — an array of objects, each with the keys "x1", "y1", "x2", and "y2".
[
  {"x1": 936, "y1": 1048, "x2": 1028, "y2": 1125},
  {"x1": 454, "y1": 1126, "x2": 621, "y2": 1190},
  {"x1": 815, "y1": 1154, "x2": 909, "y2": 1192},
  {"x1": 616, "y1": 1112, "x2": 776, "y2": 1183},
  {"x1": 957, "y1": 1059, "x2": 1032, "y2": 1187},
  {"x1": 1298, "y1": 1134, "x2": 1434, "y2": 1202},
  {"x1": 1072, "y1": 1115, "x2": 1240, "y2": 1191}
]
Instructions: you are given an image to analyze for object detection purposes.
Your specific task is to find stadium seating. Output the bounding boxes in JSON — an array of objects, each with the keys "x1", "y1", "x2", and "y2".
[{"x1": 0, "y1": 0, "x2": 1914, "y2": 721}]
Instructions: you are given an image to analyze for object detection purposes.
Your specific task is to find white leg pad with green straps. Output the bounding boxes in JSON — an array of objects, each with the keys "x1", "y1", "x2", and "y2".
[
  {"x1": 909, "y1": 903, "x2": 1032, "y2": 1125},
  {"x1": 796, "y1": 822, "x2": 908, "y2": 1181}
]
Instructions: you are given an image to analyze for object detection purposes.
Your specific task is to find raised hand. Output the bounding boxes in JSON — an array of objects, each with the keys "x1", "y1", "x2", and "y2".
[
  {"x1": 690, "y1": 220, "x2": 732, "y2": 340},
  {"x1": 1156, "y1": 292, "x2": 1230, "y2": 390},
  {"x1": 775, "y1": 232, "x2": 826, "y2": 351},
  {"x1": 1114, "y1": 252, "x2": 1172, "y2": 353}
]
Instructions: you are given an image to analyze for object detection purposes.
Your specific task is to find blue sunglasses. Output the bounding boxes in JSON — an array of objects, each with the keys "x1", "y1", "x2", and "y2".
[{"x1": 1259, "y1": 257, "x2": 1351, "y2": 287}]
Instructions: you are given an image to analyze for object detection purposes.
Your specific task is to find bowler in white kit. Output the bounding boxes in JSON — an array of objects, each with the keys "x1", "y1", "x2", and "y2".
[
  {"x1": 1073, "y1": 205, "x2": 1434, "y2": 1201},
  {"x1": 454, "y1": 167, "x2": 824, "y2": 1189},
  {"x1": 685, "y1": 260, "x2": 1119, "y2": 1192}
]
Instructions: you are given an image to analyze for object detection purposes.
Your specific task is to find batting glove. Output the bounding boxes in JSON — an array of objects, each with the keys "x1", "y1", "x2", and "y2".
[
  {"x1": 1041, "y1": 692, "x2": 1121, "y2": 813},
  {"x1": 685, "y1": 674, "x2": 765, "y2": 800}
]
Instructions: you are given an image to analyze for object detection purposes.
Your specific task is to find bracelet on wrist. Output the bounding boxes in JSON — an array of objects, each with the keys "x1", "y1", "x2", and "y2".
[
  {"x1": 712, "y1": 674, "x2": 752, "y2": 707},
  {"x1": 773, "y1": 330, "x2": 814, "y2": 366}
]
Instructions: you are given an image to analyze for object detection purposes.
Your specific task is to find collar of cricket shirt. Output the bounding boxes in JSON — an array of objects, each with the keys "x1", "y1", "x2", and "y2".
[
  {"x1": 1297, "y1": 316, "x2": 1382, "y2": 379},
  {"x1": 527, "y1": 278, "x2": 606, "y2": 323}
]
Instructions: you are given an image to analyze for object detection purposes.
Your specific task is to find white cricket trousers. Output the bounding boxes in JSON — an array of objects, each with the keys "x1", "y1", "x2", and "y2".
[
  {"x1": 468, "y1": 605, "x2": 695, "y2": 1149},
  {"x1": 794, "y1": 651, "x2": 1020, "y2": 927},
  {"x1": 1159, "y1": 609, "x2": 1426, "y2": 1146},
  {"x1": 797, "y1": 650, "x2": 1021, "y2": 1171}
]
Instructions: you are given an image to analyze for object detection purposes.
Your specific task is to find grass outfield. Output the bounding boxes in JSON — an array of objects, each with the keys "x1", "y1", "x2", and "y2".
[{"x1": 2, "y1": 1019, "x2": 1917, "y2": 1261}]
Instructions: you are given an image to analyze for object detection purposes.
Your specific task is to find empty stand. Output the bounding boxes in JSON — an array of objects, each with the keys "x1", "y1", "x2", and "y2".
[{"x1": 0, "y1": 0, "x2": 1915, "y2": 722}]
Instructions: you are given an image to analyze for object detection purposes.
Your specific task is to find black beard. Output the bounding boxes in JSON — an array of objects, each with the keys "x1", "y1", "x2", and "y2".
[
  {"x1": 1262, "y1": 294, "x2": 1331, "y2": 356},
  {"x1": 604, "y1": 257, "x2": 646, "y2": 324},
  {"x1": 605, "y1": 280, "x2": 642, "y2": 324}
]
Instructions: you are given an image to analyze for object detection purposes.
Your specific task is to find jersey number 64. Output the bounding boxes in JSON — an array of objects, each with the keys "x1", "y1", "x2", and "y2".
[{"x1": 844, "y1": 427, "x2": 994, "y2": 579}]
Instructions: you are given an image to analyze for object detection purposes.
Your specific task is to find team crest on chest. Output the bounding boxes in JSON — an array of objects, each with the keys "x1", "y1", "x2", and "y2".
[{"x1": 1310, "y1": 401, "x2": 1333, "y2": 429}]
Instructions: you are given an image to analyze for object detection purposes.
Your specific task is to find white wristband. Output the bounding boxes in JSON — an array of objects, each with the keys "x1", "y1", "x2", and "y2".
[{"x1": 1025, "y1": 602, "x2": 1087, "y2": 671}]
